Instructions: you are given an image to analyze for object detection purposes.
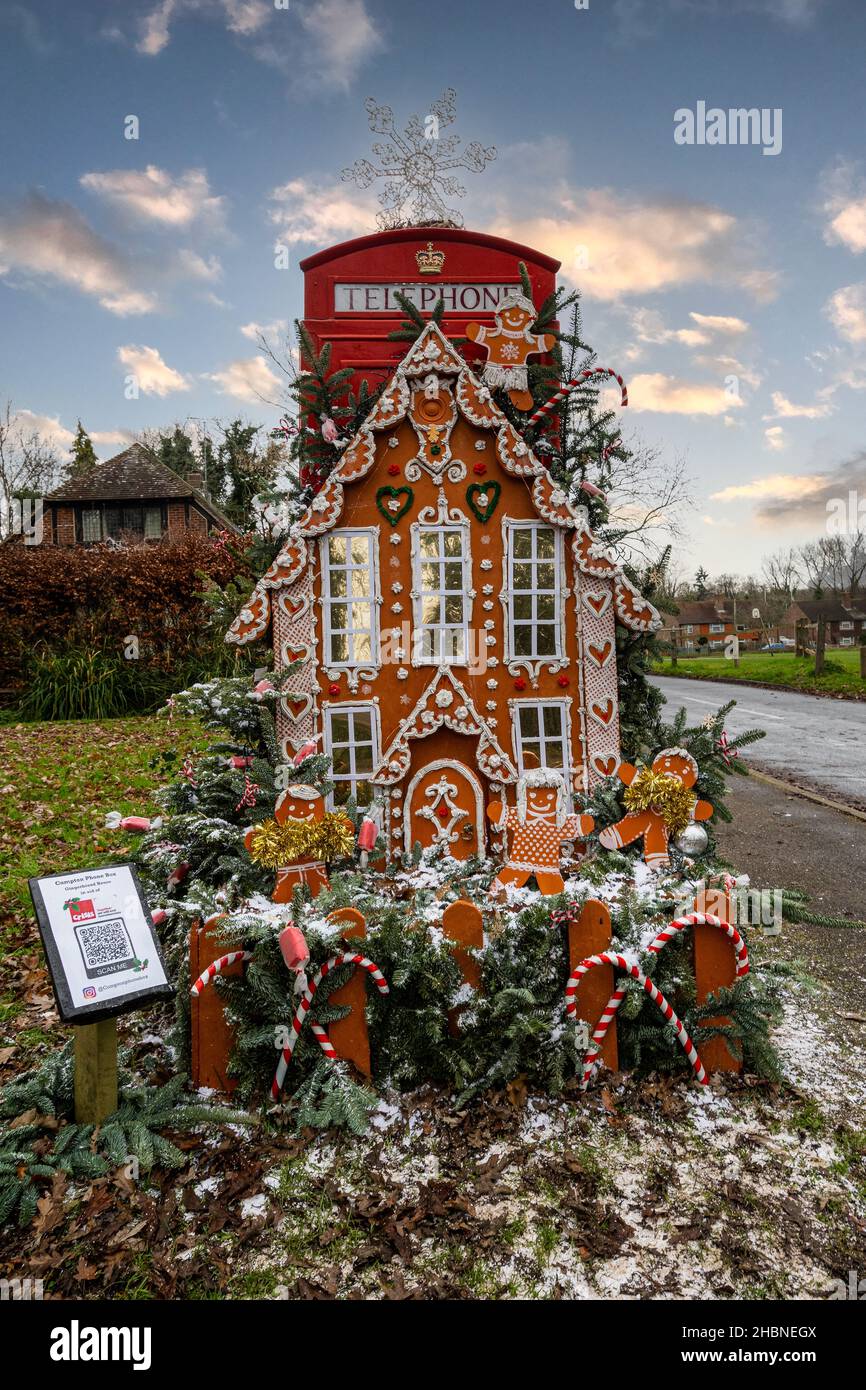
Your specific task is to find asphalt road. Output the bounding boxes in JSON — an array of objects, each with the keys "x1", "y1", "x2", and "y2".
[{"x1": 653, "y1": 674, "x2": 866, "y2": 804}]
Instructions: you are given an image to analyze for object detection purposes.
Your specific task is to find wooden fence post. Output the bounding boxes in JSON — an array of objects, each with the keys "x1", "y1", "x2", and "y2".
[
  {"x1": 860, "y1": 642, "x2": 866, "y2": 680},
  {"x1": 190, "y1": 915, "x2": 241, "y2": 1093},
  {"x1": 814, "y1": 615, "x2": 826, "y2": 674},
  {"x1": 442, "y1": 899, "x2": 484, "y2": 1037},
  {"x1": 566, "y1": 899, "x2": 617, "y2": 1072},
  {"x1": 325, "y1": 907, "x2": 372, "y2": 1076},
  {"x1": 692, "y1": 887, "x2": 741, "y2": 1074}
]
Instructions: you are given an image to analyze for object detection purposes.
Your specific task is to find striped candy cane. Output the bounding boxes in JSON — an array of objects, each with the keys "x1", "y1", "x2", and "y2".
[
  {"x1": 527, "y1": 368, "x2": 628, "y2": 429},
  {"x1": 566, "y1": 916, "x2": 748, "y2": 1087},
  {"x1": 567, "y1": 952, "x2": 707, "y2": 1087},
  {"x1": 310, "y1": 1022, "x2": 337, "y2": 1060},
  {"x1": 190, "y1": 950, "x2": 254, "y2": 997},
  {"x1": 271, "y1": 951, "x2": 389, "y2": 1100}
]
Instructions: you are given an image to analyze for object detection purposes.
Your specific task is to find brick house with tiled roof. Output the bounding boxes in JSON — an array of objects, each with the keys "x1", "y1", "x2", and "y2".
[
  {"x1": 659, "y1": 598, "x2": 762, "y2": 651},
  {"x1": 781, "y1": 597, "x2": 866, "y2": 647},
  {"x1": 43, "y1": 443, "x2": 239, "y2": 546}
]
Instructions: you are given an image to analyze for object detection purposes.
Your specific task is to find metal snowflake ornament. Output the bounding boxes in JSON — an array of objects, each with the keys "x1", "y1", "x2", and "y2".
[{"x1": 341, "y1": 88, "x2": 496, "y2": 230}]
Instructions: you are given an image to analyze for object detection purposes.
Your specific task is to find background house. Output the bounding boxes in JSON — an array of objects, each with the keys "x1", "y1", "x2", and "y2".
[
  {"x1": 660, "y1": 598, "x2": 763, "y2": 652},
  {"x1": 43, "y1": 443, "x2": 238, "y2": 545},
  {"x1": 781, "y1": 597, "x2": 866, "y2": 647}
]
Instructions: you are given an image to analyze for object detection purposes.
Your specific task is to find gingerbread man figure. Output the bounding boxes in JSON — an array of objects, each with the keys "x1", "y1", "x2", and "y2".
[
  {"x1": 466, "y1": 289, "x2": 555, "y2": 412},
  {"x1": 487, "y1": 769, "x2": 595, "y2": 895},
  {"x1": 245, "y1": 784, "x2": 330, "y2": 901},
  {"x1": 597, "y1": 747, "x2": 713, "y2": 872}
]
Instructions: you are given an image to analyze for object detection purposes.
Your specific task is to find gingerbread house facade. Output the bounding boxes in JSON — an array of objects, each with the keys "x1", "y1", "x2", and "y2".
[{"x1": 227, "y1": 322, "x2": 660, "y2": 861}]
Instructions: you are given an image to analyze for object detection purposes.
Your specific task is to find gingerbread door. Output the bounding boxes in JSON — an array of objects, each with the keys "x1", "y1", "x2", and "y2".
[{"x1": 404, "y1": 759, "x2": 486, "y2": 860}]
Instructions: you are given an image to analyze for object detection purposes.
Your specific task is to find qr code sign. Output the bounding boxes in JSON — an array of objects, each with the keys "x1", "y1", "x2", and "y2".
[{"x1": 74, "y1": 916, "x2": 136, "y2": 978}]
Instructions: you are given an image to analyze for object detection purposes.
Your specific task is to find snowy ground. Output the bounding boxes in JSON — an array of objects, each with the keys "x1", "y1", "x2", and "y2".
[{"x1": 219, "y1": 960, "x2": 865, "y2": 1301}]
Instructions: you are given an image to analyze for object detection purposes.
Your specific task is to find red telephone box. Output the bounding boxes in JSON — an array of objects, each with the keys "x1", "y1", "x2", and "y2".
[{"x1": 300, "y1": 226, "x2": 560, "y2": 402}]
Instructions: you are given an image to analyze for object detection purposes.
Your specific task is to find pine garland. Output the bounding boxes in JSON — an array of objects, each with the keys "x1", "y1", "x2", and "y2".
[{"x1": 0, "y1": 1048, "x2": 253, "y2": 1228}]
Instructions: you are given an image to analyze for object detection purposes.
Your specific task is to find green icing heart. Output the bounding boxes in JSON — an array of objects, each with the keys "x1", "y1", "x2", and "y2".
[
  {"x1": 376, "y1": 485, "x2": 413, "y2": 526},
  {"x1": 466, "y1": 480, "x2": 501, "y2": 523}
]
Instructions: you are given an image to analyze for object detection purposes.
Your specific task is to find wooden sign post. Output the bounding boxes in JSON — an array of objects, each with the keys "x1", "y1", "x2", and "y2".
[{"x1": 74, "y1": 1019, "x2": 118, "y2": 1124}]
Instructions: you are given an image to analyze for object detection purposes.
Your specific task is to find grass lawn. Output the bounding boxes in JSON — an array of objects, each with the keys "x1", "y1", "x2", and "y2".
[
  {"x1": 0, "y1": 714, "x2": 207, "y2": 1070},
  {"x1": 653, "y1": 648, "x2": 866, "y2": 698}
]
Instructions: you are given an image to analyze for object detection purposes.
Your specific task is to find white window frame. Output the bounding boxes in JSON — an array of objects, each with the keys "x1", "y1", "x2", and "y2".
[
  {"x1": 682, "y1": 624, "x2": 693, "y2": 635},
  {"x1": 508, "y1": 697, "x2": 573, "y2": 780},
  {"x1": 410, "y1": 518, "x2": 472, "y2": 666},
  {"x1": 839, "y1": 636, "x2": 854, "y2": 647},
  {"x1": 322, "y1": 702, "x2": 381, "y2": 811},
  {"x1": 840, "y1": 620, "x2": 853, "y2": 630},
  {"x1": 709, "y1": 623, "x2": 725, "y2": 634},
  {"x1": 501, "y1": 520, "x2": 566, "y2": 683},
  {"x1": 319, "y1": 528, "x2": 381, "y2": 685}
]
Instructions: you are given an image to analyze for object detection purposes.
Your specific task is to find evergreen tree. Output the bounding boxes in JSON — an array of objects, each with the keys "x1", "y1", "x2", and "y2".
[
  {"x1": 68, "y1": 420, "x2": 98, "y2": 476},
  {"x1": 216, "y1": 419, "x2": 283, "y2": 526},
  {"x1": 694, "y1": 566, "x2": 710, "y2": 599},
  {"x1": 155, "y1": 424, "x2": 197, "y2": 480}
]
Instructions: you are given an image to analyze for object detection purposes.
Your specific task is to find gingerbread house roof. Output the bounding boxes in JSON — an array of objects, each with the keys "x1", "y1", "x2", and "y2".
[{"x1": 226, "y1": 322, "x2": 661, "y2": 647}]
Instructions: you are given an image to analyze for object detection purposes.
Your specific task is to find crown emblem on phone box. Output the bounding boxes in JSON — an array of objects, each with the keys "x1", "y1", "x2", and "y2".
[{"x1": 416, "y1": 242, "x2": 445, "y2": 275}]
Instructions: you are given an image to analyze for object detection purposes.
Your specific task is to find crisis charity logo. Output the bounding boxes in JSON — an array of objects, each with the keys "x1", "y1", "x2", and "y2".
[{"x1": 63, "y1": 897, "x2": 96, "y2": 923}]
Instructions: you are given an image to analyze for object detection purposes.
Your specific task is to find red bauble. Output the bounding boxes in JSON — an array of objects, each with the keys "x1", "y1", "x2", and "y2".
[
  {"x1": 387, "y1": 462, "x2": 401, "y2": 476},
  {"x1": 514, "y1": 677, "x2": 527, "y2": 691},
  {"x1": 437, "y1": 805, "x2": 450, "y2": 821},
  {"x1": 473, "y1": 461, "x2": 487, "y2": 475},
  {"x1": 328, "y1": 682, "x2": 341, "y2": 697},
  {"x1": 557, "y1": 674, "x2": 570, "y2": 688}
]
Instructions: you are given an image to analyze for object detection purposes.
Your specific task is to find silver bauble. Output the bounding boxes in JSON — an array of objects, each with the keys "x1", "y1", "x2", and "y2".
[{"x1": 673, "y1": 823, "x2": 709, "y2": 857}]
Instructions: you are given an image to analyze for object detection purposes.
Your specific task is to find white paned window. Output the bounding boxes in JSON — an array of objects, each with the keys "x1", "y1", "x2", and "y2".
[
  {"x1": 506, "y1": 523, "x2": 562, "y2": 660},
  {"x1": 513, "y1": 701, "x2": 570, "y2": 776},
  {"x1": 415, "y1": 526, "x2": 469, "y2": 663},
  {"x1": 322, "y1": 531, "x2": 378, "y2": 668},
  {"x1": 81, "y1": 509, "x2": 102, "y2": 543},
  {"x1": 323, "y1": 704, "x2": 379, "y2": 809}
]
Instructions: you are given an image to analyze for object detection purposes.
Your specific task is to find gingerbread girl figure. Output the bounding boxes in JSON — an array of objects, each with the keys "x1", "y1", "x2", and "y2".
[
  {"x1": 597, "y1": 747, "x2": 713, "y2": 872},
  {"x1": 466, "y1": 289, "x2": 555, "y2": 412},
  {"x1": 487, "y1": 769, "x2": 595, "y2": 895},
  {"x1": 245, "y1": 784, "x2": 331, "y2": 901}
]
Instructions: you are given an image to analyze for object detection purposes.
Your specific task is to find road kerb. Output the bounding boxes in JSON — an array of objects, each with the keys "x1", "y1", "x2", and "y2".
[{"x1": 747, "y1": 767, "x2": 866, "y2": 824}]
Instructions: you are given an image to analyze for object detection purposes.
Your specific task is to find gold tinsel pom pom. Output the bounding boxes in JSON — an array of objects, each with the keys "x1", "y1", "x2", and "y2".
[
  {"x1": 247, "y1": 813, "x2": 355, "y2": 868},
  {"x1": 623, "y1": 768, "x2": 696, "y2": 837}
]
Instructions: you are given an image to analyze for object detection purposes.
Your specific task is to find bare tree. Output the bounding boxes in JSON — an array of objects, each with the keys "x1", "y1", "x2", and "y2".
[
  {"x1": 601, "y1": 442, "x2": 694, "y2": 565},
  {"x1": 761, "y1": 546, "x2": 800, "y2": 599},
  {"x1": 841, "y1": 530, "x2": 866, "y2": 599},
  {"x1": 798, "y1": 540, "x2": 829, "y2": 596},
  {"x1": 0, "y1": 400, "x2": 62, "y2": 517}
]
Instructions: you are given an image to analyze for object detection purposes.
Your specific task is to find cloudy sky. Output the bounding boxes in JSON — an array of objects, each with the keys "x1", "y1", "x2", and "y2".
[{"x1": 1, "y1": 0, "x2": 864, "y2": 574}]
